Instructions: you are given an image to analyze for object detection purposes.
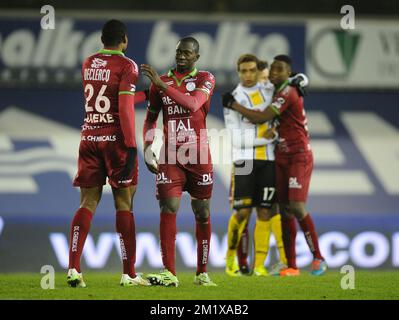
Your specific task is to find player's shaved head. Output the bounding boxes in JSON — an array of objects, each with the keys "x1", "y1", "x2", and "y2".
[
  {"x1": 178, "y1": 37, "x2": 200, "y2": 54},
  {"x1": 101, "y1": 19, "x2": 128, "y2": 47}
]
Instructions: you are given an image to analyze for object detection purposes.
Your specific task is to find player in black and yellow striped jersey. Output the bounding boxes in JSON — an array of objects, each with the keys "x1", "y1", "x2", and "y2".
[{"x1": 224, "y1": 54, "x2": 287, "y2": 276}]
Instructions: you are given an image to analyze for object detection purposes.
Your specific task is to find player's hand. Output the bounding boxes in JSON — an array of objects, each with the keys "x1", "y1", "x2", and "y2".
[
  {"x1": 143, "y1": 144, "x2": 158, "y2": 174},
  {"x1": 264, "y1": 128, "x2": 278, "y2": 141},
  {"x1": 222, "y1": 92, "x2": 235, "y2": 109},
  {"x1": 140, "y1": 64, "x2": 167, "y2": 91},
  {"x1": 290, "y1": 73, "x2": 308, "y2": 97},
  {"x1": 264, "y1": 128, "x2": 275, "y2": 139},
  {"x1": 118, "y1": 147, "x2": 137, "y2": 184}
]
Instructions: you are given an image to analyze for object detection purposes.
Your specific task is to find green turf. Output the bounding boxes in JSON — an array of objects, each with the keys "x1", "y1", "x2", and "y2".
[{"x1": 0, "y1": 271, "x2": 398, "y2": 300}]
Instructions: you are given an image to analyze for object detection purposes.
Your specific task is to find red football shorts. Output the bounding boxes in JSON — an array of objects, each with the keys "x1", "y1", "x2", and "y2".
[
  {"x1": 73, "y1": 129, "x2": 138, "y2": 189},
  {"x1": 155, "y1": 161, "x2": 213, "y2": 200},
  {"x1": 275, "y1": 151, "x2": 313, "y2": 203}
]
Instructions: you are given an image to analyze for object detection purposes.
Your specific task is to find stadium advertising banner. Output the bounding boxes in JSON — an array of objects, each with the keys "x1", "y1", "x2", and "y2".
[
  {"x1": 2, "y1": 15, "x2": 398, "y2": 89},
  {"x1": 1, "y1": 216, "x2": 399, "y2": 272},
  {"x1": 307, "y1": 20, "x2": 399, "y2": 88},
  {"x1": 0, "y1": 17, "x2": 305, "y2": 88},
  {"x1": 0, "y1": 15, "x2": 399, "y2": 272}
]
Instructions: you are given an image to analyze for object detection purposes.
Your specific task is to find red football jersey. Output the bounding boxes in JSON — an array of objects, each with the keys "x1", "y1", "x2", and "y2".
[
  {"x1": 148, "y1": 68, "x2": 215, "y2": 147},
  {"x1": 81, "y1": 49, "x2": 138, "y2": 129},
  {"x1": 270, "y1": 82, "x2": 311, "y2": 154}
]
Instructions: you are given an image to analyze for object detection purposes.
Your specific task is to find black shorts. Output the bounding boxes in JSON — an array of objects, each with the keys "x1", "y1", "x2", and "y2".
[{"x1": 230, "y1": 160, "x2": 276, "y2": 209}]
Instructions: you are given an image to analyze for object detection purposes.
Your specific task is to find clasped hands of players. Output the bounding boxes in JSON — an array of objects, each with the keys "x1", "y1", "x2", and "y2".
[{"x1": 264, "y1": 127, "x2": 278, "y2": 141}]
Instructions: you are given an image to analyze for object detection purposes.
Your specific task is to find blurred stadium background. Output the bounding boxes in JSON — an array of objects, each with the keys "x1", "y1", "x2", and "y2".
[{"x1": 0, "y1": 1, "x2": 398, "y2": 274}]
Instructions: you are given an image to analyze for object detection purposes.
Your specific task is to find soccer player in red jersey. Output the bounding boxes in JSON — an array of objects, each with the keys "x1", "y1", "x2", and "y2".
[
  {"x1": 141, "y1": 37, "x2": 217, "y2": 287},
  {"x1": 222, "y1": 55, "x2": 327, "y2": 276},
  {"x1": 67, "y1": 20, "x2": 149, "y2": 287}
]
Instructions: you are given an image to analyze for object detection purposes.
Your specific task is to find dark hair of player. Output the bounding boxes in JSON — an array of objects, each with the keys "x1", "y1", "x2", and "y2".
[
  {"x1": 274, "y1": 54, "x2": 292, "y2": 66},
  {"x1": 257, "y1": 60, "x2": 268, "y2": 71},
  {"x1": 236, "y1": 54, "x2": 260, "y2": 71},
  {"x1": 101, "y1": 19, "x2": 128, "y2": 47},
  {"x1": 179, "y1": 36, "x2": 200, "y2": 54}
]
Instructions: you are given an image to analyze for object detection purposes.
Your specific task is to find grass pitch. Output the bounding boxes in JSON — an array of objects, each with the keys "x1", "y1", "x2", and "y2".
[{"x1": 0, "y1": 271, "x2": 398, "y2": 300}]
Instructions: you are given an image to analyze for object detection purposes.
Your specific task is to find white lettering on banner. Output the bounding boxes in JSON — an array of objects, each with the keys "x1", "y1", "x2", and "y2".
[
  {"x1": 176, "y1": 233, "x2": 197, "y2": 267},
  {"x1": 49, "y1": 232, "x2": 228, "y2": 269},
  {"x1": 49, "y1": 234, "x2": 69, "y2": 268},
  {"x1": 49, "y1": 20, "x2": 83, "y2": 68},
  {"x1": 319, "y1": 232, "x2": 350, "y2": 267},
  {"x1": 209, "y1": 234, "x2": 228, "y2": 267},
  {"x1": 146, "y1": 21, "x2": 290, "y2": 71},
  {"x1": 133, "y1": 233, "x2": 163, "y2": 267},
  {"x1": 0, "y1": 19, "x2": 102, "y2": 68},
  {"x1": 50, "y1": 233, "x2": 117, "y2": 268},
  {"x1": 2, "y1": 30, "x2": 35, "y2": 67},
  {"x1": 48, "y1": 231, "x2": 399, "y2": 270},
  {"x1": 350, "y1": 232, "x2": 390, "y2": 268}
]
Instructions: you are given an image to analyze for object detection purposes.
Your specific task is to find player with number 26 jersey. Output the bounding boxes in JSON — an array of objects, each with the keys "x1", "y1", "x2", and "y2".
[{"x1": 73, "y1": 48, "x2": 139, "y2": 188}]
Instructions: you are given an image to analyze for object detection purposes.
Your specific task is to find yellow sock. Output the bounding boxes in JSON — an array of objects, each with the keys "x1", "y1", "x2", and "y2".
[
  {"x1": 226, "y1": 213, "x2": 247, "y2": 258},
  {"x1": 254, "y1": 219, "x2": 271, "y2": 268},
  {"x1": 270, "y1": 214, "x2": 287, "y2": 265}
]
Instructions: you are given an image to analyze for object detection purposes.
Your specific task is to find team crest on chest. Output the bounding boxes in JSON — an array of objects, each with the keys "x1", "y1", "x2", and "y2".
[{"x1": 186, "y1": 82, "x2": 196, "y2": 92}]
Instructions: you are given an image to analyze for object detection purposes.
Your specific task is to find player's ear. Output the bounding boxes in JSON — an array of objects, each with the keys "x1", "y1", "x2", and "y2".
[
  {"x1": 195, "y1": 53, "x2": 200, "y2": 62},
  {"x1": 286, "y1": 64, "x2": 292, "y2": 76}
]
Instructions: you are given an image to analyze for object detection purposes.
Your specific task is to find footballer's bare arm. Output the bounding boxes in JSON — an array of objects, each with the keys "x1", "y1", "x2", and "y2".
[{"x1": 231, "y1": 101, "x2": 276, "y2": 124}]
